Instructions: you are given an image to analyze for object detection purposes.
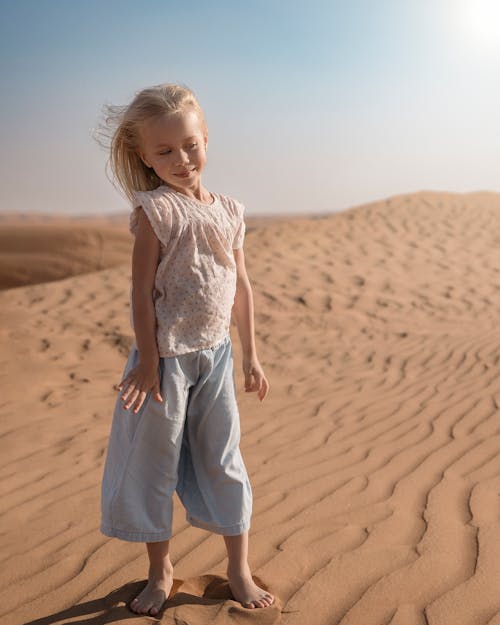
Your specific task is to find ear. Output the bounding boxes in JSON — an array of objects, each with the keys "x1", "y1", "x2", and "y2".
[{"x1": 137, "y1": 150, "x2": 151, "y2": 169}]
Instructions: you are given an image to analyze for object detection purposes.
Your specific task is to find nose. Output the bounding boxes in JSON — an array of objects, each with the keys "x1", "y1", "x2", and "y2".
[{"x1": 175, "y1": 149, "x2": 189, "y2": 165}]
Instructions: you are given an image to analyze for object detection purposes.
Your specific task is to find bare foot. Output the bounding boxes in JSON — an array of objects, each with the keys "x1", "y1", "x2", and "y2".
[
  {"x1": 227, "y1": 563, "x2": 275, "y2": 609},
  {"x1": 129, "y1": 562, "x2": 174, "y2": 616}
]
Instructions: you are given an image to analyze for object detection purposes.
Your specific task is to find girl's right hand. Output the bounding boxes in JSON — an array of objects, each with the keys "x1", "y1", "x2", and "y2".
[{"x1": 117, "y1": 362, "x2": 164, "y2": 413}]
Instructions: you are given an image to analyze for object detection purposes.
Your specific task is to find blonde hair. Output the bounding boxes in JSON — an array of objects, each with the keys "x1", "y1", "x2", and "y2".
[{"x1": 93, "y1": 82, "x2": 206, "y2": 204}]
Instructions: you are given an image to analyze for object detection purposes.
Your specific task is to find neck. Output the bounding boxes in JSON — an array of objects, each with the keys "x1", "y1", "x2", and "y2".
[{"x1": 166, "y1": 180, "x2": 211, "y2": 203}]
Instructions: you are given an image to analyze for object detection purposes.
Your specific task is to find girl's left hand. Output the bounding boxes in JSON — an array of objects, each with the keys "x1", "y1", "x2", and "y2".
[{"x1": 242, "y1": 355, "x2": 269, "y2": 401}]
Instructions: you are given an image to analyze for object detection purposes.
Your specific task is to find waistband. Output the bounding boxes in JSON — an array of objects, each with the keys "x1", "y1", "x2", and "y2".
[
  {"x1": 131, "y1": 333, "x2": 232, "y2": 360},
  {"x1": 208, "y1": 332, "x2": 231, "y2": 352}
]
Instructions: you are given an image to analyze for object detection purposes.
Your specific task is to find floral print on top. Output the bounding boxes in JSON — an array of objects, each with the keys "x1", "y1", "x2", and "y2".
[{"x1": 128, "y1": 184, "x2": 246, "y2": 357}]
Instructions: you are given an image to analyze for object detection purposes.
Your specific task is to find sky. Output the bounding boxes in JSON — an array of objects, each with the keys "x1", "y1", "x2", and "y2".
[{"x1": 0, "y1": 0, "x2": 499, "y2": 217}]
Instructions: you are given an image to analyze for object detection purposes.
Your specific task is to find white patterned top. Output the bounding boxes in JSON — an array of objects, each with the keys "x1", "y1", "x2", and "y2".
[{"x1": 128, "y1": 184, "x2": 246, "y2": 357}]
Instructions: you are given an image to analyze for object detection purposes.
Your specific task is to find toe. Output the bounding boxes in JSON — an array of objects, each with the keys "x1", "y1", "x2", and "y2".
[
  {"x1": 129, "y1": 599, "x2": 139, "y2": 613},
  {"x1": 144, "y1": 601, "x2": 155, "y2": 614}
]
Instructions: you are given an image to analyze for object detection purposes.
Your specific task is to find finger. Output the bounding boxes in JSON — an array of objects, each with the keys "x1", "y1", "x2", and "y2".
[
  {"x1": 256, "y1": 373, "x2": 264, "y2": 391},
  {"x1": 120, "y1": 381, "x2": 135, "y2": 400},
  {"x1": 154, "y1": 383, "x2": 163, "y2": 402},
  {"x1": 252, "y1": 372, "x2": 262, "y2": 391},
  {"x1": 132, "y1": 390, "x2": 148, "y2": 413},
  {"x1": 248, "y1": 374, "x2": 261, "y2": 393},
  {"x1": 124, "y1": 388, "x2": 140, "y2": 410},
  {"x1": 118, "y1": 379, "x2": 129, "y2": 393},
  {"x1": 259, "y1": 378, "x2": 269, "y2": 401},
  {"x1": 117, "y1": 375, "x2": 130, "y2": 391}
]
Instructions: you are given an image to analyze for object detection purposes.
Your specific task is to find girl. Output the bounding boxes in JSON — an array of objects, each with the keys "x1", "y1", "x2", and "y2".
[{"x1": 96, "y1": 82, "x2": 275, "y2": 616}]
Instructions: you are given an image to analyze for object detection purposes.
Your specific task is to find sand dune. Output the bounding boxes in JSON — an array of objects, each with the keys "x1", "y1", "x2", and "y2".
[
  {"x1": 0, "y1": 213, "x2": 301, "y2": 290},
  {"x1": 0, "y1": 221, "x2": 131, "y2": 289},
  {"x1": 1, "y1": 190, "x2": 500, "y2": 624}
]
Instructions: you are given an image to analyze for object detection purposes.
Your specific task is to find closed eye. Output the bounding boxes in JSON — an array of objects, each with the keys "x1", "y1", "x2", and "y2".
[{"x1": 159, "y1": 143, "x2": 197, "y2": 155}]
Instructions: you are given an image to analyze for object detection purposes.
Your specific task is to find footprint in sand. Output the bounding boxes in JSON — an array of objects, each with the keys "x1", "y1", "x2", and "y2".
[{"x1": 125, "y1": 574, "x2": 281, "y2": 624}]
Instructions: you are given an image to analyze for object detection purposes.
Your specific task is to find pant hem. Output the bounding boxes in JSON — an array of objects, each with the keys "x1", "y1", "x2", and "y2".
[
  {"x1": 186, "y1": 515, "x2": 251, "y2": 536},
  {"x1": 100, "y1": 523, "x2": 172, "y2": 543}
]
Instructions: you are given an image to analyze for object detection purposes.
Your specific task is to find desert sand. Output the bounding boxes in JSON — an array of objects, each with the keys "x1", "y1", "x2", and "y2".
[{"x1": 1, "y1": 190, "x2": 500, "y2": 624}]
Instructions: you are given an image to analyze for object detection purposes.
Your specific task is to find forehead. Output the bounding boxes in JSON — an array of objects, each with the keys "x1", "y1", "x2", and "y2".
[{"x1": 140, "y1": 109, "x2": 205, "y2": 149}]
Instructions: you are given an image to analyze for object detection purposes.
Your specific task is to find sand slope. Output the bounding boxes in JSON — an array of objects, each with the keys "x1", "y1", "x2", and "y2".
[
  {"x1": 1, "y1": 190, "x2": 500, "y2": 624},
  {"x1": 0, "y1": 213, "x2": 297, "y2": 290},
  {"x1": 0, "y1": 221, "x2": 132, "y2": 289}
]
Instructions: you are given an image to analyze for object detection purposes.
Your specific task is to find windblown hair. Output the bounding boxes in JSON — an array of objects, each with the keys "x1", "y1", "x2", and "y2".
[{"x1": 92, "y1": 82, "x2": 206, "y2": 204}]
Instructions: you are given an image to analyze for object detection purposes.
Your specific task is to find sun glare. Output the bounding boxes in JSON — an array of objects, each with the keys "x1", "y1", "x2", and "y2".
[{"x1": 456, "y1": 0, "x2": 500, "y2": 51}]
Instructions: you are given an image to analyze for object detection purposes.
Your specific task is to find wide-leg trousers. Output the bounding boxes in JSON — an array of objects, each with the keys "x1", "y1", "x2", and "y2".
[{"x1": 100, "y1": 333, "x2": 253, "y2": 542}]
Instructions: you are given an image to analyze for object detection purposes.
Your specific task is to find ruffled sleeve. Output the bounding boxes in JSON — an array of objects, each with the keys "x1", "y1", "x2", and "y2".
[
  {"x1": 232, "y1": 200, "x2": 246, "y2": 249},
  {"x1": 129, "y1": 189, "x2": 173, "y2": 247}
]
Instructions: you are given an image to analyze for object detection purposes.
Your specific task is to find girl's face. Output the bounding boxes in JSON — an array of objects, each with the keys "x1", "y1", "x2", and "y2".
[{"x1": 137, "y1": 108, "x2": 208, "y2": 193}]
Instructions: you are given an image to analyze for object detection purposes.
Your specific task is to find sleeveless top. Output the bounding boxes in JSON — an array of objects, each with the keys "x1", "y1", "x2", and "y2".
[{"x1": 128, "y1": 184, "x2": 246, "y2": 357}]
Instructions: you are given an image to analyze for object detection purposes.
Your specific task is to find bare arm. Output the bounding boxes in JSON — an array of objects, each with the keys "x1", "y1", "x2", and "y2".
[
  {"x1": 118, "y1": 207, "x2": 164, "y2": 413},
  {"x1": 131, "y1": 207, "x2": 161, "y2": 367},
  {"x1": 232, "y1": 247, "x2": 257, "y2": 359},
  {"x1": 232, "y1": 247, "x2": 269, "y2": 401}
]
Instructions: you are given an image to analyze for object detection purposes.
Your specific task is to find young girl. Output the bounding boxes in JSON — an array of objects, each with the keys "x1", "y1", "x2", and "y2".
[{"x1": 96, "y1": 82, "x2": 275, "y2": 616}]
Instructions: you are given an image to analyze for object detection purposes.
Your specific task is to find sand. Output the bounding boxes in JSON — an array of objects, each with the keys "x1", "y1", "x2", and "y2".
[{"x1": 1, "y1": 190, "x2": 500, "y2": 624}]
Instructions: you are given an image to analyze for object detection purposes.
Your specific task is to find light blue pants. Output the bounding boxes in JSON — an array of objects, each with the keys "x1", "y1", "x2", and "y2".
[{"x1": 100, "y1": 333, "x2": 253, "y2": 542}]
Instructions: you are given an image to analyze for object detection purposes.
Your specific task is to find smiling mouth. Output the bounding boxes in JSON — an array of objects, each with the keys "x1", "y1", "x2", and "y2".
[{"x1": 174, "y1": 169, "x2": 195, "y2": 177}]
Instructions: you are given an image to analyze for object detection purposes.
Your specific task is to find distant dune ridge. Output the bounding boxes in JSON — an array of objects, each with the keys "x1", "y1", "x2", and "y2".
[
  {"x1": 0, "y1": 213, "x2": 306, "y2": 290},
  {"x1": 1, "y1": 190, "x2": 500, "y2": 624}
]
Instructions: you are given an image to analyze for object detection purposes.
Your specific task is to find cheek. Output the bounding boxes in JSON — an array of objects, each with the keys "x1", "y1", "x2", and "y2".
[
  {"x1": 153, "y1": 155, "x2": 170, "y2": 168},
  {"x1": 196, "y1": 149, "x2": 207, "y2": 166}
]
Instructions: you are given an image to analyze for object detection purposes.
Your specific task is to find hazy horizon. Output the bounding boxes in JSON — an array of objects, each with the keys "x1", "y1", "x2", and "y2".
[{"x1": 1, "y1": 0, "x2": 499, "y2": 217}]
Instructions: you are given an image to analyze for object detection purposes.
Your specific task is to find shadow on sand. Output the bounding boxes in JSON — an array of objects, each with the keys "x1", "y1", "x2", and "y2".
[{"x1": 23, "y1": 574, "x2": 282, "y2": 624}]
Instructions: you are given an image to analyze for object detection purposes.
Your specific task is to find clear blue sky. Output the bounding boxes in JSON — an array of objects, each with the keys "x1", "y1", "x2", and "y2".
[{"x1": 1, "y1": 0, "x2": 499, "y2": 216}]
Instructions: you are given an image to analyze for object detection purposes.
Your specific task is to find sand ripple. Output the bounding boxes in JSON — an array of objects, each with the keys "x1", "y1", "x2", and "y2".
[{"x1": 1, "y1": 191, "x2": 500, "y2": 624}]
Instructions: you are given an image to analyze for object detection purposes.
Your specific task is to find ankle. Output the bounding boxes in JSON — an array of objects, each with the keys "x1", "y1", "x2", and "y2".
[
  {"x1": 227, "y1": 561, "x2": 251, "y2": 578},
  {"x1": 149, "y1": 558, "x2": 174, "y2": 580}
]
